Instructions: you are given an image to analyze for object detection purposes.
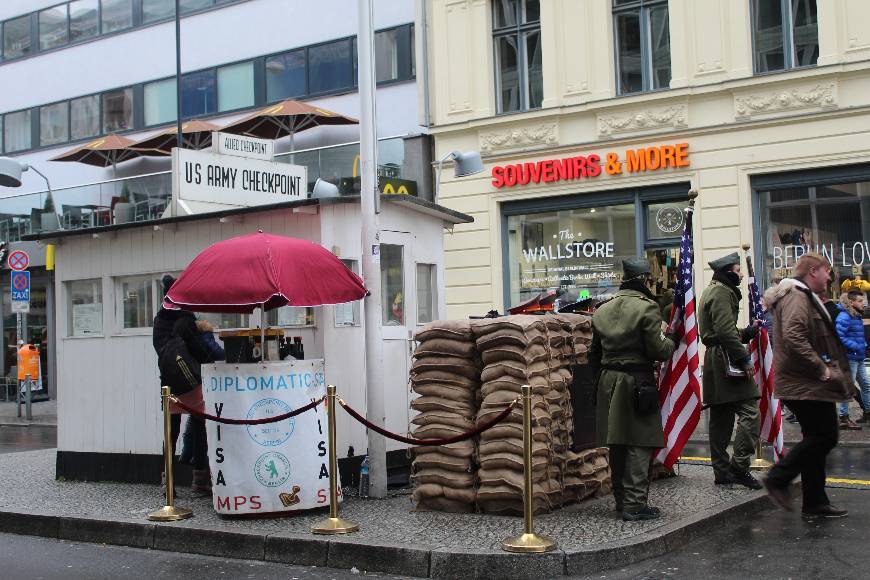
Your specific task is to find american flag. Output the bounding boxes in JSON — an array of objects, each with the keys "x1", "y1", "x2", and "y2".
[
  {"x1": 656, "y1": 205, "x2": 702, "y2": 469},
  {"x1": 746, "y1": 255, "x2": 784, "y2": 459}
]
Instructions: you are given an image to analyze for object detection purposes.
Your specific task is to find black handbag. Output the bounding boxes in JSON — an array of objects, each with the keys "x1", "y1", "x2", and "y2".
[{"x1": 158, "y1": 336, "x2": 202, "y2": 396}]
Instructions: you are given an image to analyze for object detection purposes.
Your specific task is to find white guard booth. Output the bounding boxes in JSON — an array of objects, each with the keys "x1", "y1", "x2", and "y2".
[{"x1": 36, "y1": 172, "x2": 471, "y2": 500}]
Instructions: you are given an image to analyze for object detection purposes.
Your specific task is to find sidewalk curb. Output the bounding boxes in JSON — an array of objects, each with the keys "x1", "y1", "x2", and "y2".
[
  {"x1": 0, "y1": 487, "x2": 780, "y2": 578},
  {"x1": 0, "y1": 421, "x2": 57, "y2": 427}
]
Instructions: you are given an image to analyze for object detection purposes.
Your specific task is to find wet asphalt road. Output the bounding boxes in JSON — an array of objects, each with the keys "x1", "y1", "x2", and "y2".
[{"x1": 0, "y1": 424, "x2": 56, "y2": 454}]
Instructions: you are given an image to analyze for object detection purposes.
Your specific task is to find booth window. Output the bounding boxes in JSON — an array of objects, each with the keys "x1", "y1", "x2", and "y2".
[
  {"x1": 118, "y1": 276, "x2": 155, "y2": 330},
  {"x1": 2, "y1": 15, "x2": 31, "y2": 60},
  {"x1": 68, "y1": 279, "x2": 103, "y2": 337},
  {"x1": 268, "y1": 307, "x2": 314, "y2": 327},
  {"x1": 308, "y1": 38, "x2": 354, "y2": 95},
  {"x1": 218, "y1": 61, "x2": 255, "y2": 112},
  {"x1": 39, "y1": 5, "x2": 69, "y2": 51},
  {"x1": 613, "y1": 0, "x2": 671, "y2": 95},
  {"x1": 198, "y1": 312, "x2": 246, "y2": 330},
  {"x1": 335, "y1": 259, "x2": 360, "y2": 327},
  {"x1": 40, "y1": 102, "x2": 69, "y2": 147},
  {"x1": 381, "y1": 244, "x2": 405, "y2": 326},
  {"x1": 416, "y1": 263, "x2": 437, "y2": 325},
  {"x1": 493, "y1": 0, "x2": 542, "y2": 114},
  {"x1": 3, "y1": 110, "x2": 31, "y2": 154},
  {"x1": 70, "y1": 95, "x2": 100, "y2": 140},
  {"x1": 752, "y1": 0, "x2": 818, "y2": 73},
  {"x1": 266, "y1": 50, "x2": 306, "y2": 102},
  {"x1": 144, "y1": 78, "x2": 177, "y2": 126},
  {"x1": 757, "y1": 180, "x2": 870, "y2": 291},
  {"x1": 101, "y1": 0, "x2": 133, "y2": 34},
  {"x1": 181, "y1": 70, "x2": 217, "y2": 118},
  {"x1": 102, "y1": 88, "x2": 133, "y2": 133}
]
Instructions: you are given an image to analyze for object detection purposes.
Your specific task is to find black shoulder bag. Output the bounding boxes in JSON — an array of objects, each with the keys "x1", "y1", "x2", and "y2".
[{"x1": 158, "y1": 336, "x2": 202, "y2": 396}]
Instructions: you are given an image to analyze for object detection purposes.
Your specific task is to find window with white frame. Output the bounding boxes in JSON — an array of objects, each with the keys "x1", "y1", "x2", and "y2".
[
  {"x1": 68, "y1": 279, "x2": 103, "y2": 337},
  {"x1": 493, "y1": 0, "x2": 542, "y2": 114},
  {"x1": 751, "y1": 0, "x2": 818, "y2": 73},
  {"x1": 267, "y1": 307, "x2": 314, "y2": 327},
  {"x1": 613, "y1": 0, "x2": 671, "y2": 95},
  {"x1": 416, "y1": 263, "x2": 437, "y2": 325},
  {"x1": 381, "y1": 244, "x2": 405, "y2": 326},
  {"x1": 117, "y1": 276, "x2": 155, "y2": 329},
  {"x1": 335, "y1": 259, "x2": 360, "y2": 326}
]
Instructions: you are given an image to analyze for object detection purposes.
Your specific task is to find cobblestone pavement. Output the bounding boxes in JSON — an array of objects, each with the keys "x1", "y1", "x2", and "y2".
[{"x1": 0, "y1": 449, "x2": 755, "y2": 552}]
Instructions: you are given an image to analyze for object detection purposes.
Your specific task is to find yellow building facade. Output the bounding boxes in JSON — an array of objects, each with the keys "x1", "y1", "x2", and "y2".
[{"x1": 424, "y1": 0, "x2": 870, "y2": 319}]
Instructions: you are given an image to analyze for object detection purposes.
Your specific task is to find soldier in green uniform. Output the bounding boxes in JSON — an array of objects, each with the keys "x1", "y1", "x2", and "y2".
[
  {"x1": 698, "y1": 252, "x2": 762, "y2": 489},
  {"x1": 591, "y1": 259, "x2": 676, "y2": 521}
]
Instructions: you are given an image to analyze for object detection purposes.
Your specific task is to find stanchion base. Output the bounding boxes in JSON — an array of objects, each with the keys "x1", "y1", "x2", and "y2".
[
  {"x1": 147, "y1": 505, "x2": 194, "y2": 522},
  {"x1": 501, "y1": 533, "x2": 557, "y2": 553},
  {"x1": 310, "y1": 517, "x2": 360, "y2": 535},
  {"x1": 750, "y1": 458, "x2": 774, "y2": 471}
]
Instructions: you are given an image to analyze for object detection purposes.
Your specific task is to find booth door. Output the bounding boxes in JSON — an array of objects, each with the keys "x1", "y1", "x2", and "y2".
[{"x1": 379, "y1": 231, "x2": 414, "y2": 452}]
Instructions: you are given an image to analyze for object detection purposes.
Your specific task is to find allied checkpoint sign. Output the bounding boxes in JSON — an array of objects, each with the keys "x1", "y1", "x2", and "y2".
[{"x1": 202, "y1": 359, "x2": 340, "y2": 515}]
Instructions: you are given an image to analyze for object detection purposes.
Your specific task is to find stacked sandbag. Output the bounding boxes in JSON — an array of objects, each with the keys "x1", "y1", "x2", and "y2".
[
  {"x1": 540, "y1": 314, "x2": 575, "y2": 508},
  {"x1": 472, "y1": 315, "x2": 557, "y2": 515},
  {"x1": 563, "y1": 447, "x2": 612, "y2": 502},
  {"x1": 410, "y1": 320, "x2": 481, "y2": 513}
]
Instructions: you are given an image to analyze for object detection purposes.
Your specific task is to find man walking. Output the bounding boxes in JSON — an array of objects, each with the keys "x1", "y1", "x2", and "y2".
[
  {"x1": 699, "y1": 252, "x2": 762, "y2": 489},
  {"x1": 592, "y1": 259, "x2": 676, "y2": 521},
  {"x1": 763, "y1": 253, "x2": 854, "y2": 518}
]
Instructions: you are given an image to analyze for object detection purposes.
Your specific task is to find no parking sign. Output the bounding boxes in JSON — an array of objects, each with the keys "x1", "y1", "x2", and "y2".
[{"x1": 10, "y1": 270, "x2": 30, "y2": 314}]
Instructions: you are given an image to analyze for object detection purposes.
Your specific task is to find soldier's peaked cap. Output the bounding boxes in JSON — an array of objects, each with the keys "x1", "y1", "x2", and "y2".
[
  {"x1": 708, "y1": 252, "x2": 740, "y2": 271},
  {"x1": 622, "y1": 259, "x2": 651, "y2": 279}
]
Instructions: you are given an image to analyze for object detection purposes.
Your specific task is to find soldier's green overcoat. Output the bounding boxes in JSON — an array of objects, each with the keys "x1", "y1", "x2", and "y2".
[
  {"x1": 698, "y1": 280, "x2": 758, "y2": 405},
  {"x1": 593, "y1": 289, "x2": 676, "y2": 447}
]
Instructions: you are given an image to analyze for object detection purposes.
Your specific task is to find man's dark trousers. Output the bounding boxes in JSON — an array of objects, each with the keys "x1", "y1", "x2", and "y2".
[{"x1": 766, "y1": 399, "x2": 838, "y2": 509}]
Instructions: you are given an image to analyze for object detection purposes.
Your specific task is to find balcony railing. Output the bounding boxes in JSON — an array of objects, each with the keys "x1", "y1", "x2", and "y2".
[{"x1": 0, "y1": 137, "x2": 410, "y2": 242}]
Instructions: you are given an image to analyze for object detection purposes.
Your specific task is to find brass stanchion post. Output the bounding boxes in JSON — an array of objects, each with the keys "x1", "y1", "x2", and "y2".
[
  {"x1": 502, "y1": 385, "x2": 556, "y2": 553},
  {"x1": 750, "y1": 439, "x2": 773, "y2": 471},
  {"x1": 148, "y1": 386, "x2": 193, "y2": 521},
  {"x1": 311, "y1": 385, "x2": 359, "y2": 534}
]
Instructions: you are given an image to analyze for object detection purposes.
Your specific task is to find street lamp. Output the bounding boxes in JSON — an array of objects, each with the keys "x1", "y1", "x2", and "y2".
[
  {"x1": 435, "y1": 150, "x2": 484, "y2": 202},
  {"x1": 0, "y1": 157, "x2": 52, "y2": 195}
]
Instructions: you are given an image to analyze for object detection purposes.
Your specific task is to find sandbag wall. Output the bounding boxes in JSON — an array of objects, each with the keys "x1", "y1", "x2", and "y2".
[{"x1": 409, "y1": 314, "x2": 611, "y2": 515}]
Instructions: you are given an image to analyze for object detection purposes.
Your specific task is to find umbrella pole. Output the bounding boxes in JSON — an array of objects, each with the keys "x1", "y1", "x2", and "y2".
[{"x1": 261, "y1": 305, "x2": 267, "y2": 362}]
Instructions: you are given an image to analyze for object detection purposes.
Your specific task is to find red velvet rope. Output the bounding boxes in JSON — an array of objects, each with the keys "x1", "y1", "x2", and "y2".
[
  {"x1": 338, "y1": 397, "x2": 519, "y2": 446},
  {"x1": 170, "y1": 395, "x2": 324, "y2": 425}
]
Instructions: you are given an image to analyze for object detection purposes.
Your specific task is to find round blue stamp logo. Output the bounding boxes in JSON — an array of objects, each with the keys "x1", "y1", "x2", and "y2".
[
  {"x1": 254, "y1": 451, "x2": 291, "y2": 488},
  {"x1": 246, "y1": 398, "x2": 295, "y2": 447}
]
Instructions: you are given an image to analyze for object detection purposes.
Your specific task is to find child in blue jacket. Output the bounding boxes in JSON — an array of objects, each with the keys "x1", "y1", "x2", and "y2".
[{"x1": 836, "y1": 290, "x2": 869, "y2": 424}]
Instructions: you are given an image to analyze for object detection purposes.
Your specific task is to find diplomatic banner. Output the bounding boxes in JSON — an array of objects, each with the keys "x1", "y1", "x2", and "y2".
[{"x1": 202, "y1": 359, "x2": 339, "y2": 515}]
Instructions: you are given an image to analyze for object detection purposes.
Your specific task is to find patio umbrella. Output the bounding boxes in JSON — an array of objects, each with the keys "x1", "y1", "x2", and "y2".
[
  {"x1": 49, "y1": 134, "x2": 160, "y2": 169},
  {"x1": 164, "y1": 231, "x2": 368, "y2": 313},
  {"x1": 129, "y1": 120, "x2": 221, "y2": 154},
  {"x1": 220, "y1": 99, "x2": 358, "y2": 150}
]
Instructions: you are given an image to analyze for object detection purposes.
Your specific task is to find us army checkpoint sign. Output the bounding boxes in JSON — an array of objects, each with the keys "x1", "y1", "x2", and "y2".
[{"x1": 202, "y1": 359, "x2": 339, "y2": 515}]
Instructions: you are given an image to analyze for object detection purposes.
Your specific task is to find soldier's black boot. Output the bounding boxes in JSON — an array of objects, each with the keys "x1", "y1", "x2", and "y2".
[
  {"x1": 622, "y1": 506, "x2": 661, "y2": 521},
  {"x1": 731, "y1": 470, "x2": 762, "y2": 490}
]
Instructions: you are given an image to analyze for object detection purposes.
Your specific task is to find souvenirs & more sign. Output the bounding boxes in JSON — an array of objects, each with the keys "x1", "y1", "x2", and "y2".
[{"x1": 202, "y1": 359, "x2": 340, "y2": 515}]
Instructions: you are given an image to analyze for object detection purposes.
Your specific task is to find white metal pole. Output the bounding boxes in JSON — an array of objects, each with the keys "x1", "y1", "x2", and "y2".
[{"x1": 358, "y1": 0, "x2": 387, "y2": 498}]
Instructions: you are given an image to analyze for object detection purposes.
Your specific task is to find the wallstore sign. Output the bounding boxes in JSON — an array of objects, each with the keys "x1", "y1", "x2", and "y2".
[{"x1": 491, "y1": 142, "x2": 690, "y2": 188}]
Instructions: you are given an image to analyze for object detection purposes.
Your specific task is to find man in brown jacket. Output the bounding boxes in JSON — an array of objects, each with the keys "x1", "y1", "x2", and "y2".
[{"x1": 762, "y1": 253, "x2": 855, "y2": 518}]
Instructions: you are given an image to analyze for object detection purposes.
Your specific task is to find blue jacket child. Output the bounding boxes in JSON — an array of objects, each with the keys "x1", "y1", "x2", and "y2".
[{"x1": 836, "y1": 292, "x2": 868, "y2": 362}]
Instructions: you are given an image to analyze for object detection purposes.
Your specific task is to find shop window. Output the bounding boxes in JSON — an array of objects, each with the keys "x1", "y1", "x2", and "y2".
[
  {"x1": 39, "y1": 5, "x2": 69, "y2": 51},
  {"x1": 102, "y1": 88, "x2": 133, "y2": 132},
  {"x1": 381, "y1": 244, "x2": 405, "y2": 326},
  {"x1": 266, "y1": 50, "x2": 306, "y2": 102},
  {"x1": 752, "y1": 0, "x2": 818, "y2": 73},
  {"x1": 758, "y1": 181, "x2": 870, "y2": 290},
  {"x1": 493, "y1": 0, "x2": 542, "y2": 113},
  {"x1": 68, "y1": 279, "x2": 103, "y2": 337},
  {"x1": 40, "y1": 102, "x2": 69, "y2": 147},
  {"x1": 143, "y1": 0, "x2": 175, "y2": 23},
  {"x1": 217, "y1": 61, "x2": 254, "y2": 112},
  {"x1": 416, "y1": 263, "x2": 437, "y2": 325},
  {"x1": 69, "y1": 0, "x2": 99, "y2": 43},
  {"x1": 646, "y1": 200, "x2": 685, "y2": 241},
  {"x1": 144, "y1": 78, "x2": 177, "y2": 126},
  {"x1": 101, "y1": 0, "x2": 133, "y2": 34},
  {"x1": 3, "y1": 15, "x2": 32, "y2": 60},
  {"x1": 118, "y1": 276, "x2": 155, "y2": 330},
  {"x1": 335, "y1": 259, "x2": 360, "y2": 327},
  {"x1": 70, "y1": 95, "x2": 100, "y2": 140},
  {"x1": 308, "y1": 39, "x2": 353, "y2": 94},
  {"x1": 3, "y1": 110, "x2": 31, "y2": 153},
  {"x1": 181, "y1": 70, "x2": 216, "y2": 118},
  {"x1": 613, "y1": 0, "x2": 670, "y2": 95}
]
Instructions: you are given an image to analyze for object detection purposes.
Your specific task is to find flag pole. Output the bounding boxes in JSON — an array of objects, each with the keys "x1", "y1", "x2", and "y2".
[{"x1": 743, "y1": 243, "x2": 774, "y2": 471}]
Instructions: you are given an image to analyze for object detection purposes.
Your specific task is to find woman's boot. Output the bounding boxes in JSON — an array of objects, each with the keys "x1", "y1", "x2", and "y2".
[{"x1": 191, "y1": 469, "x2": 212, "y2": 494}]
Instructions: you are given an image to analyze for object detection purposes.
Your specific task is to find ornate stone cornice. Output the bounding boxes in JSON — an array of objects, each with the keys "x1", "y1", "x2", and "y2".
[
  {"x1": 597, "y1": 105, "x2": 687, "y2": 137},
  {"x1": 478, "y1": 123, "x2": 558, "y2": 153},
  {"x1": 734, "y1": 83, "x2": 837, "y2": 119}
]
